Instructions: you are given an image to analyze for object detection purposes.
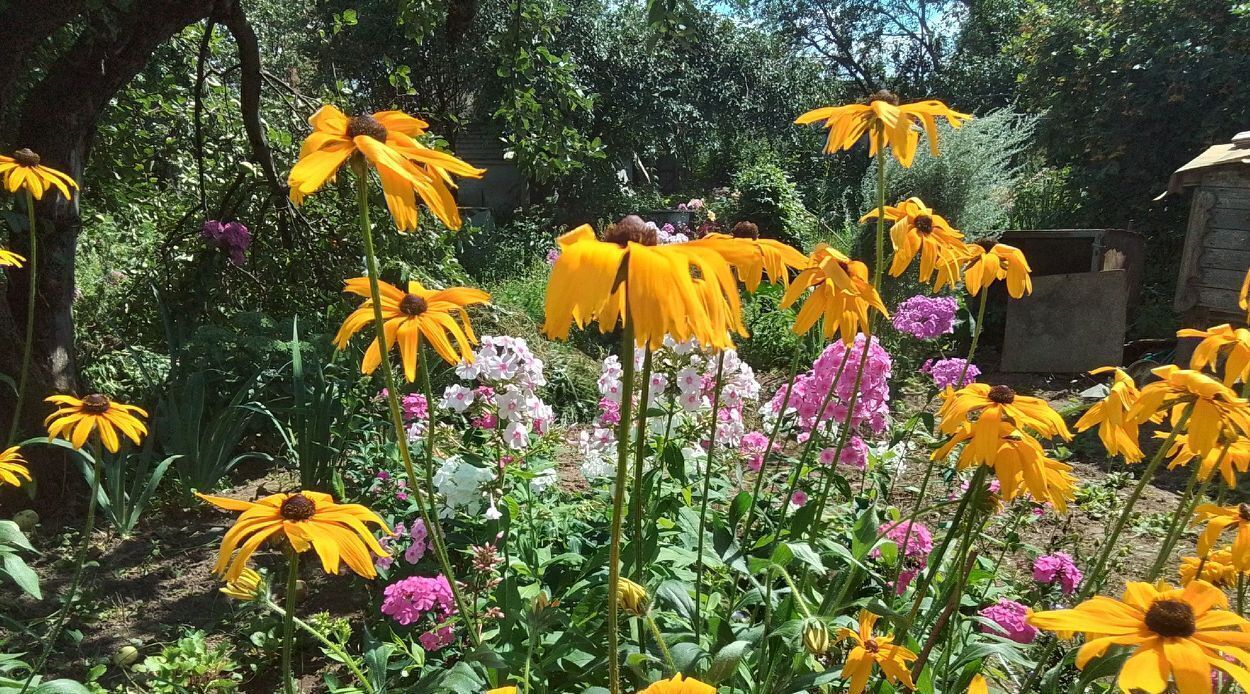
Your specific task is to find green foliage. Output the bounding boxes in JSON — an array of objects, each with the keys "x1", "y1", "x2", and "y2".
[
  {"x1": 135, "y1": 630, "x2": 241, "y2": 693},
  {"x1": 734, "y1": 285, "x2": 804, "y2": 371},
  {"x1": 865, "y1": 109, "x2": 1037, "y2": 239},
  {"x1": 728, "y1": 162, "x2": 816, "y2": 248},
  {"x1": 0, "y1": 521, "x2": 40, "y2": 600}
]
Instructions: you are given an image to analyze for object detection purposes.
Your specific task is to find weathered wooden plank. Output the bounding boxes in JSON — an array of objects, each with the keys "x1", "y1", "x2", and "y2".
[
  {"x1": 1207, "y1": 186, "x2": 1250, "y2": 210},
  {"x1": 1199, "y1": 247, "x2": 1250, "y2": 272},
  {"x1": 1177, "y1": 190, "x2": 1218, "y2": 312},
  {"x1": 1204, "y1": 227, "x2": 1250, "y2": 250},
  {"x1": 1196, "y1": 267, "x2": 1248, "y2": 291},
  {"x1": 1198, "y1": 285, "x2": 1242, "y2": 312},
  {"x1": 1202, "y1": 170, "x2": 1250, "y2": 188},
  {"x1": 1211, "y1": 206, "x2": 1250, "y2": 229}
]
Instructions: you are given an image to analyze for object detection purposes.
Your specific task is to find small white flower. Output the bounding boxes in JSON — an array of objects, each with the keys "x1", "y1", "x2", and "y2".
[
  {"x1": 440, "y1": 384, "x2": 475, "y2": 413},
  {"x1": 504, "y1": 420, "x2": 531, "y2": 450},
  {"x1": 676, "y1": 367, "x2": 702, "y2": 392},
  {"x1": 679, "y1": 390, "x2": 705, "y2": 413},
  {"x1": 484, "y1": 500, "x2": 503, "y2": 521}
]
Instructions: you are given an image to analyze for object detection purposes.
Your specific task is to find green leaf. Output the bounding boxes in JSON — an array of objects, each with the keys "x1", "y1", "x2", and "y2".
[
  {"x1": 2, "y1": 553, "x2": 40, "y2": 600},
  {"x1": 703, "y1": 640, "x2": 750, "y2": 684},
  {"x1": 656, "y1": 580, "x2": 695, "y2": 625},
  {"x1": 0, "y1": 521, "x2": 33, "y2": 552}
]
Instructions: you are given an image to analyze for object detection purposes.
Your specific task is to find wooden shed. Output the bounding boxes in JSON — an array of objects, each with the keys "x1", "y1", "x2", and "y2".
[{"x1": 1169, "y1": 131, "x2": 1250, "y2": 325}]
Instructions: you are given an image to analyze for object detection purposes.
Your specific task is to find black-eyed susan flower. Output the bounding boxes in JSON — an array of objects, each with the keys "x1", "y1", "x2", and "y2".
[
  {"x1": 836, "y1": 610, "x2": 916, "y2": 694},
  {"x1": 198, "y1": 491, "x2": 390, "y2": 581},
  {"x1": 333, "y1": 277, "x2": 489, "y2": 381},
  {"x1": 780, "y1": 244, "x2": 888, "y2": 344},
  {"x1": 288, "y1": 106, "x2": 485, "y2": 231},
  {"x1": 44, "y1": 394, "x2": 148, "y2": 453},
  {"x1": 795, "y1": 91, "x2": 972, "y2": 167},
  {"x1": 859, "y1": 197, "x2": 966, "y2": 284},
  {"x1": 486, "y1": 687, "x2": 518, "y2": 694},
  {"x1": 0, "y1": 249, "x2": 24, "y2": 267},
  {"x1": 687, "y1": 231, "x2": 810, "y2": 291},
  {"x1": 1241, "y1": 269, "x2": 1250, "y2": 325},
  {"x1": 968, "y1": 674, "x2": 988, "y2": 694},
  {"x1": 543, "y1": 218, "x2": 752, "y2": 350},
  {"x1": 934, "y1": 422, "x2": 1076, "y2": 512},
  {"x1": 1158, "y1": 433, "x2": 1250, "y2": 488},
  {"x1": 0, "y1": 149, "x2": 77, "y2": 200},
  {"x1": 616, "y1": 577, "x2": 649, "y2": 616},
  {"x1": 638, "y1": 674, "x2": 715, "y2": 694},
  {"x1": 802, "y1": 617, "x2": 832, "y2": 655},
  {"x1": 1128, "y1": 365, "x2": 1250, "y2": 458},
  {"x1": 1180, "y1": 549, "x2": 1244, "y2": 587},
  {"x1": 936, "y1": 383, "x2": 1072, "y2": 463},
  {"x1": 960, "y1": 242, "x2": 1032, "y2": 299},
  {"x1": 1074, "y1": 367, "x2": 1157, "y2": 463},
  {"x1": 1028, "y1": 580, "x2": 1250, "y2": 693},
  {"x1": 0, "y1": 446, "x2": 31, "y2": 488},
  {"x1": 220, "y1": 567, "x2": 266, "y2": 602},
  {"x1": 1178, "y1": 324, "x2": 1250, "y2": 386},
  {"x1": 1193, "y1": 503, "x2": 1250, "y2": 567}
]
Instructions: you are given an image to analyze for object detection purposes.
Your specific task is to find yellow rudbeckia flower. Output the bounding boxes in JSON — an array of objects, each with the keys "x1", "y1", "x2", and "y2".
[
  {"x1": 1074, "y1": 367, "x2": 1156, "y2": 463},
  {"x1": 795, "y1": 91, "x2": 972, "y2": 167},
  {"x1": 198, "y1": 491, "x2": 390, "y2": 581},
  {"x1": 1177, "y1": 324, "x2": 1250, "y2": 386},
  {"x1": 1180, "y1": 549, "x2": 1245, "y2": 587},
  {"x1": 0, "y1": 249, "x2": 24, "y2": 267},
  {"x1": 0, "y1": 149, "x2": 78, "y2": 200},
  {"x1": 836, "y1": 610, "x2": 916, "y2": 694},
  {"x1": 936, "y1": 383, "x2": 1072, "y2": 463},
  {"x1": 220, "y1": 567, "x2": 266, "y2": 602},
  {"x1": 934, "y1": 422, "x2": 1076, "y2": 512},
  {"x1": 44, "y1": 394, "x2": 149, "y2": 453},
  {"x1": 1193, "y1": 503, "x2": 1250, "y2": 567},
  {"x1": 637, "y1": 673, "x2": 716, "y2": 694},
  {"x1": 544, "y1": 217, "x2": 803, "y2": 350},
  {"x1": 1128, "y1": 365, "x2": 1250, "y2": 458},
  {"x1": 1157, "y1": 432, "x2": 1250, "y2": 488},
  {"x1": 1028, "y1": 580, "x2": 1250, "y2": 694},
  {"x1": 960, "y1": 242, "x2": 1032, "y2": 299},
  {"x1": 616, "y1": 577, "x2": 649, "y2": 616},
  {"x1": 333, "y1": 277, "x2": 489, "y2": 381},
  {"x1": 1240, "y1": 269, "x2": 1250, "y2": 325},
  {"x1": 288, "y1": 106, "x2": 484, "y2": 231},
  {"x1": 780, "y1": 244, "x2": 888, "y2": 344},
  {"x1": 0, "y1": 446, "x2": 31, "y2": 488},
  {"x1": 859, "y1": 197, "x2": 965, "y2": 284}
]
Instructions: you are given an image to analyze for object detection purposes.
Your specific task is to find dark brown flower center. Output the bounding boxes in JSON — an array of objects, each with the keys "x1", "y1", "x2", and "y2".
[
  {"x1": 987, "y1": 385, "x2": 1016, "y2": 404},
  {"x1": 82, "y1": 393, "x2": 111, "y2": 414},
  {"x1": 603, "y1": 215, "x2": 657, "y2": 247},
  {"x1": 731, "y1": 221, "x2": 760, "y2": 240},
  {"x1": 400, "y1": 293, "x2": 428, "y2": 316},
  {"x1": 279, "y1": 493, "x2": 317, "y2": 521},
  {"x1": 977, "y1": 240, "x2": 996, "y2": 252},
  {"x1": 346, "y1": 115, "x2": 389, "y2": 143},
  {"x1": 1144, "y1": 599, "x2": 1196, "y2": 638},
  {"x1": 914, "y1": 215, "x2": 934, "y2": 233},
  {"x1": 1239, "y1": 503, "x2": 1250, "y2": 522},
  {"x1": 863, "y1": 638, "x2": 880, "y2": 653},
  {"x1": 868, "y1": 89, "x2": 900, "y2": 106},
  {"x1": 13, "y1": 148, "x2": 40, "y2": 167}
]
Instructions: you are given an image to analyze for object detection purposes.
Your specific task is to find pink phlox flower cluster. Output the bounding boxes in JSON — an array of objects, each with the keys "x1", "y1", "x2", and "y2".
[
  {"x1": 375, "y1": 519, "x2": 429, "y2": 571},
  {"x1": 892, "y1": 295, "x2": 957, "y2": 339},
  {"x1": 201, "y1": 220, "x2": 251, "y2": 266},
  {"x1": 1032, "y1": 552, "x2": 1082, "y2": 594},
  {"x1": 442, "y1": 336, "x2": 552, "y2": 450},
  {"x1": 381, "y1": 574, "x2": 458, "y2": 650},
  {"x1": 871, "y1": 520, "x2": 933, "y2": 563},
  {"x1": 739, "y1": 431, "x2": 771, "y2": 471},
  {"x1": 768, "y1": 334, "x2": 891, "y2": 438},
  {"x1": 979, "y1": 598, "x2": 1037, "y2": 644},
  {"x1": 921, "y1": 358, "x2": 980, "y2": 389}
]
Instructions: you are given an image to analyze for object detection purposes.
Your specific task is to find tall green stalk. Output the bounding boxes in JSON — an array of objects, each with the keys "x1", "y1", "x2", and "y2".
[
  {"x1": 8, "y1": 190, "x2": 37, "y2": 445},
  {"x1": 737, "y1": 349, "x2": 801, "y2": 545},
  {"x1": 606, "y1": 320, "x2": 637, "y2": 694},
  {"x1": 281, "y1": 550, "x2": 300, "y2": 694},
  {"x1": 19, "y1": 441, "x2": 104, "y2": 694},
  {"x1": 263, "y1": 595, "x2": 373, "y2": 694},
  {"x1": 351, "y1": 164, "x2": 476, "y2": 643},
  {"x1": 630, "y1": 350, "x2": 654, "y2": 582},
  {"x1": 692, "y1": 352, "x2": 726, "y2": 639},
  {"x1": 1147, "y1": 449, "x2": 1218, "y2": 581}
]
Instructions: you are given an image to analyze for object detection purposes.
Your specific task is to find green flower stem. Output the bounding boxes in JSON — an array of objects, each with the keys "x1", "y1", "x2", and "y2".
[
  {"x1": 643, "y1": 613, "x2": 677, "y2": 675},
  {"x1": 281, "y1": 550, "x2": 300, "y2": 694},
  {"x1": 352, "y1": 166, "x2": 476, "y2": 644},
  {"x1": 606, "y1": 319, "x2": 637, "y2": 694},
  {"x1": 692, "y1": 352, "x2": 727, "y2": 639},
  {"x1": 1020, "y1": 406, "x2": 1193, "y2": 693},
  {"x1": 263, "y1": 597, "x2": 374, "y2": 694},
  {"x1": 776, "y1": 566, "x2": 813, "y2": 620},
  {"x1": 7, "y1": 189, "x2": 37, "y2": 445},
  {"x1": 738, "y1": 348, "x2": 801, "y2": 544},
  {"x1": 19, "y1": 442, "x2": 104, "y2": 694},
  {"x1": 1147, "y1": 454, "x2": 1215, "y2": 581},
  {"x1": 630, "y1": 349, "x2": 654, "y2": 583},
  {"x1": 957, "y1": 289, "x2": 989, "y2": 386}
]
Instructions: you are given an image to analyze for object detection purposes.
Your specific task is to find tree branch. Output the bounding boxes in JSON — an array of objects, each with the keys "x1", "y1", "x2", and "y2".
[{"x1": 0, "y1": 0, "x2": 88, "y2": 104}]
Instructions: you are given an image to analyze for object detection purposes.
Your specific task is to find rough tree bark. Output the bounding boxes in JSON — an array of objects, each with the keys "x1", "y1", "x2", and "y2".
[{"x1": 0, "y1": 0, "x2": 279, "y2": 505}]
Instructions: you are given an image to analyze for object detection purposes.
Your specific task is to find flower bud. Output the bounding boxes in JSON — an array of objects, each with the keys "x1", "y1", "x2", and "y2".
[
  {"x1": 802, "y1": 618, "x2": 831, "y2": 655},
  {"x1": 616, "y1": 578, "x2": 649, "y2": 616}
]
